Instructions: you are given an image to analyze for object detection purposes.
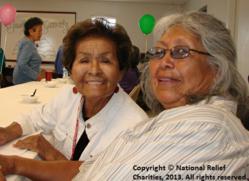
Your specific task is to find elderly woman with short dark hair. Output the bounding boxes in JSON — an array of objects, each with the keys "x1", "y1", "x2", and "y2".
[
  {"x1": 0, "y1": 12, "x2": 248, "y2": 180},
  {"x1": 0, "y1": 18, "x2": 147, "y2": 162}
]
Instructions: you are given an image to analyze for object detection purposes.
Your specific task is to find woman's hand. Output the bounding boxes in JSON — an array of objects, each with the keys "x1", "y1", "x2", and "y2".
[
  {"x1": 14, "y1": 134, "x2": 67, "y2": 161},
  {"x1": 0, "y1": 122, "x2": 22, "y2": 146},
  {"x1": 14, "y1": 134, "x2": 41, "y2": 153},
  {"x1": 0, "y1": 154, "x2": 82, "y2": 181},
  {"x1": 0, "y1": 127, "x2": 11, "y2": 145},
  {"x1": 37, "y1": 69, "x2": 47, "y2": 81}
]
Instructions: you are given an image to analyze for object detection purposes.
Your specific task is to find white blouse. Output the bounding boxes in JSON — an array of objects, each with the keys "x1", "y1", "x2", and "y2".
[{"x1": 17, "y1": 84, "x2": 148, "y2": 160}]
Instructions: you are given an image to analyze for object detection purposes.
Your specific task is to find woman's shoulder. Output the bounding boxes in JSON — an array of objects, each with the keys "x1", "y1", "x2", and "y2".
[
  {"x1": 56, "y1": 84, "x2": 78, "y2": 97},
  {"x1": 159, "y1": 97, "x2": 236, "y2": 122},
  {"x1": 19, "y1": 37, "x2": 35, "y2": 48},
  {"x1": 49, "y1": 84, "x2": 81, "y2": 105},
  {"x1": 115, "y1": 88, "x2": 146, "y2": 111},
  {"x1": 155, "y1": 98, "x2": 248, "y2": 140},
  {"x1": 20, "y1": 37, "x2": 31, "y2": 43},
  {"x1": 104, "y1": 88, "x2": 148, "y2": 120}
]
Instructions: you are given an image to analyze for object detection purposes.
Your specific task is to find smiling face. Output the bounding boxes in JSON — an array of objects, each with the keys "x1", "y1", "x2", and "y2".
[
  {"x1": 71, "y1": 36, "x2": 122, "y2": 102},
  {"x1": 149, "y1": 25, "x2": 217, "y2": 109}
]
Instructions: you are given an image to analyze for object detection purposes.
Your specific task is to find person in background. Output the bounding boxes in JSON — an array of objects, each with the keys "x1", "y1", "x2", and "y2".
[
  {"x1": 12, "y1": 17, "x2": 43, "y2": 84},
  {"x1": 1, "y1": 12, "x2": 248, "y2": 180},
  {"x1": 0, "y1": 18, "x2": 147, "y2": 163},
  {"x1": 0, "y1": 48, "x2": 6, "y2": 87},
  {"x1": 54, "y1": 45, "x2": 64, "y2": 78},
  {"x1": 119, "y1": 45, "x2": 140, "y2": 93}
]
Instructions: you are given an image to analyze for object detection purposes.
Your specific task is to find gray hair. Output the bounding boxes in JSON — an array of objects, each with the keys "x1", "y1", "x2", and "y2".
[{"x1": 141, "y1": 12, "x2": 249, "y2": 121}]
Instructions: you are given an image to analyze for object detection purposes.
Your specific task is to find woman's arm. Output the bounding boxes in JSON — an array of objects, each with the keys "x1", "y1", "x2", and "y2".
[
  {"x1": 0, "y1": 171, "x2": 6, "y2": 181},
  {"x1": 14, "y1": 134, "x2": 67, "y2": 161},
  {"x1": 0, "y1": 155, "x2": 82, "y2": 181}
]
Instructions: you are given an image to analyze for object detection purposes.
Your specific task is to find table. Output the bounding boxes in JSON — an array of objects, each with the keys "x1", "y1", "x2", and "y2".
[
  {"x1": 0, "y1": 80, "x2": 70, "y2": 180},
  {"x1": 0, "y1": 80, "x2": 68, "y2": 125}
]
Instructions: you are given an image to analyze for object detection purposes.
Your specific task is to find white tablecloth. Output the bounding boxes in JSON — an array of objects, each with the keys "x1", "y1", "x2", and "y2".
[
  {"x1": 0, "y1": 80, "x2": 67, "y2": 126},
  {"x1": 0, "y1": 80, "x2": 69, "y2": 181}
]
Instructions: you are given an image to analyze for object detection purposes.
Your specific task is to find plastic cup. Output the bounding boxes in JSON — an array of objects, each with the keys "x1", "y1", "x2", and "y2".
[{"x1": 45, "y1": 71, "x2": 52, "y2": 81}]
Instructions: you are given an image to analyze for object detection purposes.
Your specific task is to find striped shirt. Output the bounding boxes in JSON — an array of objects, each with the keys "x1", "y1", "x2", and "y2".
[{"x1": 73, "y1": 96, "x2": 249, "y2": 180}]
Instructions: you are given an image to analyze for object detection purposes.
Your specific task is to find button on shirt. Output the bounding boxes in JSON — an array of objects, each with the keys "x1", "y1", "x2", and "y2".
[
  {"x1": 86, "y1": 123, "x2": 91, "y2": 129},
  {"x1": 76, "y1": 90, "x2": 147, "y2": 161}
]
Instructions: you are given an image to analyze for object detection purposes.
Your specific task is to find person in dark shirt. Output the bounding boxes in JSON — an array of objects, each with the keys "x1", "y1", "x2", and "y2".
[
  {"x1": 119, "y1": 45, "x2": 140, "y2": 93},
  {"x1": 54, "y1": 45, "x2": 63, "y2": 77}
]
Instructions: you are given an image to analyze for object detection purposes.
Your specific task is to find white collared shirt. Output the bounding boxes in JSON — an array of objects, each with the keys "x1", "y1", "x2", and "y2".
[{"x1": 17, "y1": 84, "x2": 148, "y2": 160}]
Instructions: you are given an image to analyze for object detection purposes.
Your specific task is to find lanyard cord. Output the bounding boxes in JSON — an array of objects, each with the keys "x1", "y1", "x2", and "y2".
[{"x1": 70, "y1": 97, "x2": 84, "y2": 160}]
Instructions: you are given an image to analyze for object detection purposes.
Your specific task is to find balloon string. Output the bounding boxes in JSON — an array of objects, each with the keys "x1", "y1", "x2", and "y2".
[
  {"x1": 145, "y1": 34, "x2": 148, "y2": 53},
  {"x1": 4, "y1": 27, "x2": 7, "y2": 51}
]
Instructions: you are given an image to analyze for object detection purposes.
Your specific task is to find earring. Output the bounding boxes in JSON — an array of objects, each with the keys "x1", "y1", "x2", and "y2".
[{"x1": 72, "y1": 86, "x2": 78, "y2": 94}]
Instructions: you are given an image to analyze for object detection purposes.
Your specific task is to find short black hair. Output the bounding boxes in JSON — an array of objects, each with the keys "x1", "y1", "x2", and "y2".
[{"x1": 24, "y1": 17, "x2": 43, "y2": 36}]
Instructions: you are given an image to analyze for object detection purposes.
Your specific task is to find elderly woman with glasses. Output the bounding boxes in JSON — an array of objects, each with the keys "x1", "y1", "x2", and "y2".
[{"x1": 0, "y1": 12, "x2": 249, "y2": 180}]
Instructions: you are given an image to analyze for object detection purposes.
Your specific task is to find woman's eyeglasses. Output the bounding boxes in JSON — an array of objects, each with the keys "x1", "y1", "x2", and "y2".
[{"x1": 146, "y1": 46, "x2": 212, "y2": 60}]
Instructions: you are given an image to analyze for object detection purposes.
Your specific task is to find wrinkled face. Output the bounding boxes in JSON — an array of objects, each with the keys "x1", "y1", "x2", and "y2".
[
  {"x1": 149, "y1": 25, "x2": 216, "y2": 109},
  {"x1": 71, "y1": 36, "x2": 122, "y2": 101},
  {"x1": 29, "y1": 24, "x2": 43, "y2": 41}
]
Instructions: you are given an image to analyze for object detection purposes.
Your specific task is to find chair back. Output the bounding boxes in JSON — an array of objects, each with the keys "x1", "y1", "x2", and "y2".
[{"x1": 129, "y1": 84, "x2": 141, "y2": 101}]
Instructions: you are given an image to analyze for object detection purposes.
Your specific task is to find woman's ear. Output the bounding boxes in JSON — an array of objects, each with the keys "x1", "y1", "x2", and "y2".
[
  {"x1": 30, "y1": 28, "x2": 36, "y2": 33},
  {"x1": 28, "y1": 29, "x2": 33, "y2": 35},
  {"x1": 28, "y1": 28, "x2": 36, "y2": 40}
]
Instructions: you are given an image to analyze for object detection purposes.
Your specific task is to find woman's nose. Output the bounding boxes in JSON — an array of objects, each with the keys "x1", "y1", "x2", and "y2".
[
  {"x1": 159, "y1": 52, "x2": 175, "y2": 69},
  {"x1": 89, "y1": 60, "x2": 101, "y2": 75}
]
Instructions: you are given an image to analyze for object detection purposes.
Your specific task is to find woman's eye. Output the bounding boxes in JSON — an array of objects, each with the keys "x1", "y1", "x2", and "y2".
[
  {"x1": 100, "y1": 57, "x2": 111, "y2": 64},
  {"x1": 177, "y1": 48, "x2": 187, "y2": 54},
  {"x1": 79, "y1": 58, "x2": 89, "y2": 63}
]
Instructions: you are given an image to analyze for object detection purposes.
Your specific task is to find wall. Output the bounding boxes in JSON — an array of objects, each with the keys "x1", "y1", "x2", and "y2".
[
  {"x1": 184, "y1": 0, "x2": 236, "y2": 37},
  {"x1": 183, "y1": 0, "x2": 206, "y2": 12},
  {"x1": 185, "y1": 0, "x2": 249, "y2": 88},
  {"x1": 206, "y1": 0, "x2": 236, "y2": 38},
  {"x1": 235, "y1": 0, "x2": 249, "y2": 87},
  {"x1": 1, "y1": 11, "x2": 76, "y2": 63},
  {"x1": 0, "y1": 0, "x2": 182, "y2": 56}
]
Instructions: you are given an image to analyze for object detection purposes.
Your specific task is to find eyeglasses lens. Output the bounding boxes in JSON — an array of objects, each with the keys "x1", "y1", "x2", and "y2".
[
  {"x1": 147, "y1": 48, "x2": 165, "y2": 59},
  {"x1": 147, "y1": 47, "x2": 191, "y2": 60},
  {"x1": 171, "y1": 47, "x2": 190, "y2": 59}
]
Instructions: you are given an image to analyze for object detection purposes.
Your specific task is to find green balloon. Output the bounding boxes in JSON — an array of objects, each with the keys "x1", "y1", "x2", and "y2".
[{"x1": 139, "y1": 14, "x2": 155, "y2": 35}]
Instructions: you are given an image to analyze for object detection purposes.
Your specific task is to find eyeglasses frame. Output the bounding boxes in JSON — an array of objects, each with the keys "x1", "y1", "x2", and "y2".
[{"x1": 146, "y1": 46, "x2": 212, "y2": 60}]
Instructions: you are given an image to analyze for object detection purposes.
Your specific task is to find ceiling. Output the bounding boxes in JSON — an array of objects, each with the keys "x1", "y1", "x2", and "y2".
[{"x1": 88, "y1": 0, "x2": 189, "y2": 5}]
